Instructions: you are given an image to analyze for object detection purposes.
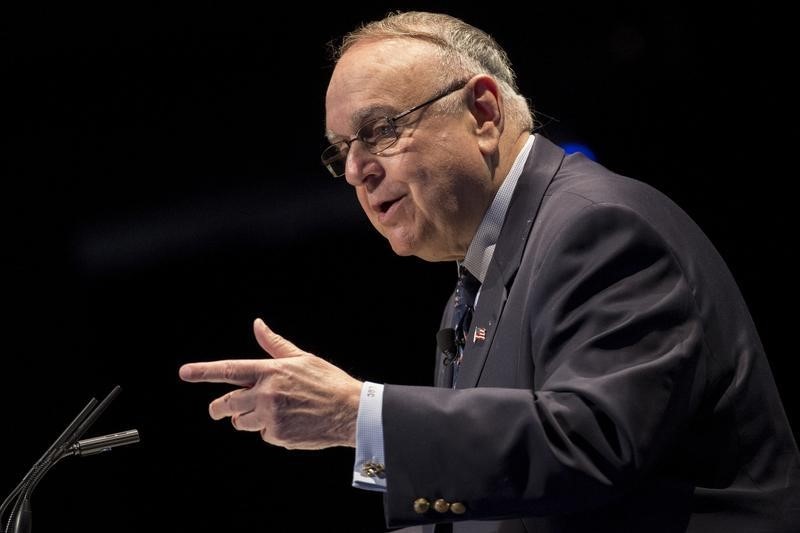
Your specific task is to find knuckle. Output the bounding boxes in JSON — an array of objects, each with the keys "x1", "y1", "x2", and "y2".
[
  {"x1": 256, "y1": 387, "x2": 280, "y2": 408},
  {"x1": 260, "y1": 427, "x2": 275, "y2": 444},
  {"x1": 223, "y1": 362, "x2": 236, "y2": 381}
]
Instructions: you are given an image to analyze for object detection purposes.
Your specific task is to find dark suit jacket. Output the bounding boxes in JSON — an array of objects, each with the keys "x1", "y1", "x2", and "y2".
[{"x1": 382, "y1": 135, "x2": 800, "y2": 532}]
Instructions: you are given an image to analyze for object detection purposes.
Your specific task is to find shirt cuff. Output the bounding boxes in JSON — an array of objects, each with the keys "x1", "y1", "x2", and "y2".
[{"x1": 352, "y1": 381, "x2": 386, "y2": 492}]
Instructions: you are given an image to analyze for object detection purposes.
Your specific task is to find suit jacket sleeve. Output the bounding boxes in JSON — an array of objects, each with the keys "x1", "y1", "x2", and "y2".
[{"x1": 381, "y1": 202, "x2": 706, "y2": 526}]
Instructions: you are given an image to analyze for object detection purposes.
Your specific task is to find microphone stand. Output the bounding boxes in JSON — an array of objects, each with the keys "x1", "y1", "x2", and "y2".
[{"x1": 0, "y1": 386, "x2": 140, "y2": 533}]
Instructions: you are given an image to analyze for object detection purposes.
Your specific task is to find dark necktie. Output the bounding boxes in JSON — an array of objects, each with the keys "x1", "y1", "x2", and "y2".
[{"x1": 450, "y1": 265, "x2": 480, "y2": 385}]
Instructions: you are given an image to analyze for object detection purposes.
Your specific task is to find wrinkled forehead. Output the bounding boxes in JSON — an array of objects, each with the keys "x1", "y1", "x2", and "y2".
[{"x1": 325, "y1": 39, "x2": 442, "y2": 138}]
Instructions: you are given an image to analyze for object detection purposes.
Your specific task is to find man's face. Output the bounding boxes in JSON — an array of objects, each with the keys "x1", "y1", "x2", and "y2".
[{"x1": 325, "y1": 39, "x2": 495, "y2": 262}]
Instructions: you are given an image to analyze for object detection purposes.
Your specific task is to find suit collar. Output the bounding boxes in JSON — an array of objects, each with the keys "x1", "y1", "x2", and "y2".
[
  {"x1": 455, "y1": 135, "x2": 565, "y2": 388},
  {"x1": 491, "y1": 134, "x2": 565, "y2": 287},
  {"x1": 461, "y1": 135, "x2": 535, "y2": 283}
]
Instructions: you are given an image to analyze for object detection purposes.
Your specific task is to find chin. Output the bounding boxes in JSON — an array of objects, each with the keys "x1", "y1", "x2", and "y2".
[
  {"x1": 387, "y1": 238, "x2": 417, "y2": 257},
  {"x1": 390, "y1": 240, "x2": 453, "y2": 262},
  {"x1": 385, "y1": 228, "x2": 456, "y2": 261},
  {"x1": 386, "y1": 229, "x2": 429, "y2": 259}
]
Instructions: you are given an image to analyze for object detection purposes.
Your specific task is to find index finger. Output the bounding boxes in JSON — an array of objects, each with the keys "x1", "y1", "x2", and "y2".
[{"x1": 179, "y1": 360, "x2": 265, "y2": 386}]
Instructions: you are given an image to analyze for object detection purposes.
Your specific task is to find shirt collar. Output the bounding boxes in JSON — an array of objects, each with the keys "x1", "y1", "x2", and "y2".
[{"x1": 459, "y1": 134, "x2": 535, "y2": 283}]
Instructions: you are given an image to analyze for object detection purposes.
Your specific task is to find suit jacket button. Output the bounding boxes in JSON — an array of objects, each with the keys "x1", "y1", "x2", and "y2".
[
  {"x1": 450, "y1": 502, "x2": 466, "y2": 514},
  {"x1": 413, "y1": 498, "x2": 430, "y2": 514},
  {"x1": 433, "y1": 499, "x2": 450, "y2": 513}
]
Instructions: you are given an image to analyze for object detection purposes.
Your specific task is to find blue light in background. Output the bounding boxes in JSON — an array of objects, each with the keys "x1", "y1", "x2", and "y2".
[{"x1": 562, "y1": 142, "x2": 597, "y2": 161}]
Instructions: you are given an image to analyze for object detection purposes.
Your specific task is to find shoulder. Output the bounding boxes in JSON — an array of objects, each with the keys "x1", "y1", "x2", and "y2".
[
  {"x1": 518, "y1": 150, "x2": 728, "y2": 299},
  {"x1": 531, "y1": 152, "x2": 700, "y2": 246},
  {"x1": 547, "y1": 153, "x2": 672, "y2": 211}
]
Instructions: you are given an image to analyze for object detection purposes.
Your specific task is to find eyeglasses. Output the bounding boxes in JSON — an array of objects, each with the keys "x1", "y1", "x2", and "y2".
[{"x1": 321, "y1": 78, "x2": 470, "y2": 178}]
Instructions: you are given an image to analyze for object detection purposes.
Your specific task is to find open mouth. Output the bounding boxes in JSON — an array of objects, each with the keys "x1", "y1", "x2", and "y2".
[
  {"x1": 376, "y1": 196, "x2": 405, "y2": 222},
  {"x1": 379, "y1": 199, "x2": 399, "y2": 214}
]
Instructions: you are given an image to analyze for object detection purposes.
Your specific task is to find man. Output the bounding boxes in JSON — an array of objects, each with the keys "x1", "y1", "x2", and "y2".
[{"x1": 180, "y1": 11, "x2": 800, "y2": 532}]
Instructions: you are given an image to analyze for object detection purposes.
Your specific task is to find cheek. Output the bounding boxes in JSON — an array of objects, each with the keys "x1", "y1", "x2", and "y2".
[{"x1": 408, "y1": 175, "x2": 456, "y2": 222}]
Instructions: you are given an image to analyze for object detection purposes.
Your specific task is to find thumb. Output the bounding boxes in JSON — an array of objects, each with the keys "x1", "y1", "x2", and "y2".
[{"x1": 253, "y1": 318, "x2": 307, "y2": 359}]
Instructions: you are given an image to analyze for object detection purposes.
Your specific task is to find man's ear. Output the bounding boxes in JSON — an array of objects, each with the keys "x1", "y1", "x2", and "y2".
[{"x1": 467, "y1": 75, "x2": 503, "y2": 155}]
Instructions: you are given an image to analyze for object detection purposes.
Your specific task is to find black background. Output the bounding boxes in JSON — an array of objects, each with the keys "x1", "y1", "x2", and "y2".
[{"x1": 2, "y1": 3, "x2": 794, "y2": 532}]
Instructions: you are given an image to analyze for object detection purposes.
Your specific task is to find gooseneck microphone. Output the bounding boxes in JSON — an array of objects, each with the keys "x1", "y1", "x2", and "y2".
[
  {"x1": 0, "y1": 386, "x2": 139, "y2": 533},
  {"x1": 437, "y1": 327, "x2": 458, "y2": 366},
  {"x1": 68, "y1": 429, "x2": 140, "y2": 457}
]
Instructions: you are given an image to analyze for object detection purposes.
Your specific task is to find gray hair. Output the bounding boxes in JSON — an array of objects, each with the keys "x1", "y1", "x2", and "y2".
[{"x1": 333, "y1": 11, "x2": 534, "y2": 132}]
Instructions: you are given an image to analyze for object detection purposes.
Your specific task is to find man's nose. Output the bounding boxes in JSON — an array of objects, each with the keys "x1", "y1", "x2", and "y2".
[{"x1": 344, "y1": 142, "x2": 383, "y2": 188}]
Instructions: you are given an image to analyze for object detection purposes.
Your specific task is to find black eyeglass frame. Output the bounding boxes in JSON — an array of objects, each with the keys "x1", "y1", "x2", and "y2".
[{"x1": 321, "y1": 77, "x2": 471, "y2": 178}]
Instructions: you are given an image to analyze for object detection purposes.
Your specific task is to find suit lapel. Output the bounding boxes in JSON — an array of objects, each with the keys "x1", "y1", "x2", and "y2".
[{"x1": 455, "y1": 135, "x2": 564, "y2": 388}]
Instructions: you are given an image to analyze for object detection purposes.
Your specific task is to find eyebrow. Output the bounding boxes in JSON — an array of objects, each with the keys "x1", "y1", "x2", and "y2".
[{"x1": 325, "y1": 102, "x2": 399, "y2": 143}]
